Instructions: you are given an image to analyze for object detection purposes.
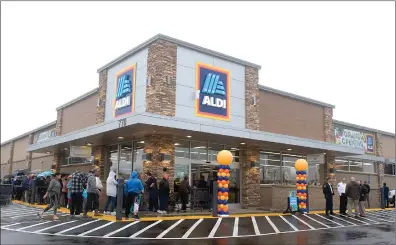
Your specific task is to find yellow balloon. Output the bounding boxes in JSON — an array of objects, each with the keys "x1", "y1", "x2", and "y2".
[
  {"x1": 221, "y1": 172, "x2": 227, "y2": 177},
  {"x1": 224, "y1": 184, "x2": 228, "y2": 189},
  {"x1": 297, "y1": 186, "x2": 302, "y2": 190},
  {"x1": 227, "y1": 173, "x2": 231, "y2": 177},
  {"x1": 219, "y1": 204, "x2": 225, "y2": 209},
  {"x1": 225, "y1": 196, "x2": 229, "y2": 201},
  {"x1": 295, "y1": 159, "x2": 308, "y2": 171},
  {"x1": 217, "y1": 172, "x2": 221, "y2": 177},
  {"x1": 302, "y1": 186, "x2": 306, "y2": 190},
  {"x1": 217, "y1": 150, "x2": 233, "y2": 165},
  {"x1": 218, "y1": 183, "x2": 223, "y2": 188},
  {"x1": 220, "y1": 195, "x2": 225, "y2": 200}
]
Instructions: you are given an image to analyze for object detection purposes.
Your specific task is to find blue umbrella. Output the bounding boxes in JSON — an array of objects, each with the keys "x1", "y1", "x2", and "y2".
[{"x1": 37, "y1": 171, "x2": 54, "y2": 178}]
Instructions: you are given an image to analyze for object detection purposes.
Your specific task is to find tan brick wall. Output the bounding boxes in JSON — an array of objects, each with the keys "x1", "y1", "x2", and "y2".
[
  {"x1": 240, "y1": 147, "x2": 260, "y2": 208},
  {"x1": 12, "y1": 160, "x2": 27, "y2": 172},
  {"x1": 383, "y1": 176, "x2": 396, "y2": 189},
  {"x1": 143, "y1": 135, "x2": 175, "y2": 190},
  {"x1": 379, "y1": 134, "x2": 395, "y2": 159},
  {"x1": 146, "y1": 40, "x2": 177, "y2": 116},
  {"x1": 12, "y1": 136, "x2": 29, "y2": 162},
  {"x1": 96, "y1": 70, "x2": 108, "y2": 124},
  {"x1": 245, "y1": 67, "x2": 260, "y2": 130},
  {"x1": 31, "y1": 155, "x2": 54, "y2": 171},
  {"x1": 259, "y1": 91, "x2": 325, "y2": 141},
  {"x1": 259, "y1": 185, "x2": 273, "y2": 209},
  {"x1": 1, "y1": 143, "x2": 11, "y2": 164},
  {"x1": 1, "y1": 164, "x2": 10, "y2": 178}
]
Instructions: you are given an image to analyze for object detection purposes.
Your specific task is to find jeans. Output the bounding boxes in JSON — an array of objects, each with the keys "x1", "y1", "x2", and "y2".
[
  {"x1": 70, "y1": 192, "x2": 82, "y2": 215},
  {"x1": 125, "y1": 192, "x2": 138, "y2": 217},
  {"x1": 104, "y1": 196, "x2": 116, "y2": 212},
  {"x1": 159, "y1": 194, "x2": 169, "y2": 212}
]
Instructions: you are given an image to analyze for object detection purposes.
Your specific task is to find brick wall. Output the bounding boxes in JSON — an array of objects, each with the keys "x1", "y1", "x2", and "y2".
[
  {"x1": 146, "y1": 40, "x2": 177, "y2": 116},
  {"x1": 143, "y1": 135, "x2": 175, "y2": 190},
  {"x1": 96, "y1": 70, "x2": 108, "y2": 124},
  {"x1": 245, "y1": 66, "x2": 260, "y2": 130}
]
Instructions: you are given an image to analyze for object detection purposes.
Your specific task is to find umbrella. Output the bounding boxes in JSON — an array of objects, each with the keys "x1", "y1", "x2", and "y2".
[
  {"x1": 12, "y1": 169, "x2": 28, "y2": 176},
  {"x1": 37, "y1": 170, "x2": 54, "y2": 178},
  {"x1": 30, "y1": 169, "x2": 42, "y2": 175}
]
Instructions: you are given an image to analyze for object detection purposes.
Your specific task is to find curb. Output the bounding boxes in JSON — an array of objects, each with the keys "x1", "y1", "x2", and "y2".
[{"x1": 11, "y1": 200, "x2": 395, "y2": 222}]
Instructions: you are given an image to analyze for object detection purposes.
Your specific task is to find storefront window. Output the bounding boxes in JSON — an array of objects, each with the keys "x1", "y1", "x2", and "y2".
[
  {"x1": 228, "y1": 169, "x2": 240, "y2": 204},
  {"x1": 209, "y1": 143, "x2": 224, "y2": 162},
  {"x1": 384, "y1": 163, "x2": 394, "y2": 175},
  {"x1": 362, "y1": 162, "x2": 376, "y2": 173},
  {"x1": 175, "y1": 140, "x2": 190, "y2": 183},
  {"x1": 63, "y1": 148, "x2": 94, "y2": 166},
  {"x1": 190, "y1": 141, "x2": 208, "y2": 161},
  {"x1": 224, "y1": 146, "x2": 240, "y2": 163},
  {"x1": 335, "y1": 159, "x2": 349, "y2": 171},
  {"x1": 175, "y1": 140, "x2": 189, "y2": 159},
  {"x1": 260, "y1": 151, "x2": 281, "y2": 184},
  {"x1": 118, "y1": 143, "x2": 132, "y2": 179},
  {"x1": 282, "y1": 153, "x2": 304, "y2": 185},
  {"x1": 133, "y1": 140, "x2": 144, "y2": 173},
  {"x1": 349, "y1": 161, "x2": 363, "y2": 172}
]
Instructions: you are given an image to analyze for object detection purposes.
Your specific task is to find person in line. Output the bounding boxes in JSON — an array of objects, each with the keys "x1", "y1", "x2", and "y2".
[
  {"x1": 383, "y1": 182, "x2": 390, "y2": 208},
  {"x1": 145, "y1": 172, "x2": 158, "y2": 212},
  {"x1": 358, "y1": 180, "x2": 368, "y2": 217},
  {"x1": 345, "y1": 177, "x2": 360, "y2": 218},
  {"x1": 60, "y1": 175, "x2": 69, "y2": 207},
  {"x1": 323, "y1": 177, "x2": 334, "y2": 217},
  {"x1": 69, "y1": 168, "x2": 86, "y2": 216},
  {"x1": 104, "y1": 169, "x2": 118, "y2": 215},
  {"x1": 83, "y1": 168, "x2": 101, "y2": 218},
  {"x1": 158, "y1": 174, "x2": 170, "y2": 214},
  {"x1": 337, "y1": 178, "x2": 347, "y2": 215},
  {"x1": 38, "y1": 173, "x2": 62, "y2": 221},
  {"x1": 124, "y1": 171, "x2": 144, "y2": 220},
  {"x1": 36, "y1": 176, "x2": 46, "y2": 205},
  {"x1": 197, "y1": 176, "x2": 207, "y2": 189},
  {"x1": 363, "y1": 181, "x2": 371, "y2": 208},
  {"x1": 179, "y1": 176, "x2": 191, "y2": 212},
  {"x1": 66, "y1": 175, "x2": 72, "y2": 209}
]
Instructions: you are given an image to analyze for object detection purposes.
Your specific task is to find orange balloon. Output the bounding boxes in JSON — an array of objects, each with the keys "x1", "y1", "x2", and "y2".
[
  {"x1": 219, "y1": 168, "x2": 224, "y2": 173},
  {"x1": 223, "y1": 205, "x2": 228, "y2": 212},
  {"x1": 217, "y1": 150, "x2": 233, "y2": 165},
  {"x1": 221, "y1": 180, "x2": 227, "y2": 185},
  {"x1": 295, "y1": 159, "x2": 308, "y2": 171},
  {"x1": 224, "y1": 169, "x2": 229, "y2": 174},
  {"x1": 224, "y1": 192, "x2": 228, "y2": 197}
]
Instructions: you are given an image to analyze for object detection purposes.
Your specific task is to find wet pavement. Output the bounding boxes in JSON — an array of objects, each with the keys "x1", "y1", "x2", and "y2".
[{"x1": 1, "y1": 204, "x2": 395, "y2": 244}]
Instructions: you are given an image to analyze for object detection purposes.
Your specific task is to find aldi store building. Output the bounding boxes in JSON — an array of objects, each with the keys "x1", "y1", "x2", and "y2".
[{"x1": 1, "y1": 34, "x2": 395, "y2": 210}]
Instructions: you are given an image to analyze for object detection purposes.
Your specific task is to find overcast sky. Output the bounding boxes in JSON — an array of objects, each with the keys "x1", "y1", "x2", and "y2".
[{"x1": 1, "y1": 1, "x2": 395, "y2": 142}]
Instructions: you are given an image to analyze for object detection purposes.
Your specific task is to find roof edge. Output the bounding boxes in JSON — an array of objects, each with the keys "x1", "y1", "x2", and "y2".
[
  {"x1": 56, "y1": 87, "x2": 99, "y2": 111},
  {"x1": 333, "y1": 119, "x2": 395, "y2": 137},
  {"x1": 258, "y1": 85, "x2": 336, "y2": 108},
  {"x1": 1, "y1": 120, "x2": 57, "y2": 146},
  {"x1": 97, "y1": 34, "x2": 261, "y2": 73}
]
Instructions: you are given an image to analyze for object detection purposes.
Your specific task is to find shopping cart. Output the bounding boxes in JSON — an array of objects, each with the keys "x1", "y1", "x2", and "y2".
[{"x1": 0, "y1": 184, "x2": 13, "y2": 205}]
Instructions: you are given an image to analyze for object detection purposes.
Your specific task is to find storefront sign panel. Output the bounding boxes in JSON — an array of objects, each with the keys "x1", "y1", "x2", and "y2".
[
  {"x1": 334, "y1": 126, "x2": 375, "y2": 154},
  {"x1": 36, "y1": 129, "x2": 56, "y2": 143},
  {"x1": 195, "y1": 62, "x2": 230, "y2": 121},
  {"x1": 289, "y1": 190, "x2": 298, "y2": 212},
  {"x1": 70, "y1": 146, "x2": 92, "y2": 158},
  {"x1": 113, "y1": 64, "x2": 136, "y2": 118}
]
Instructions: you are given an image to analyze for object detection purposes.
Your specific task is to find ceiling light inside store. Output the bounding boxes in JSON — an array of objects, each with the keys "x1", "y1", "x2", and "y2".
[
  {"x1": 86, "y1": 142, "x2": 92, "y2": 146},
  {"x1": 287, "y1": 148, "x2": 292, "y2": 151},
  {"x1": 138, "y1": 141, "x2": 144, "y2": 144},
  {"x1": 64, "y1": 148, "x2": 69, "y2": 150},
  {"x1": 240, "y1": 142, "x2": 246, "y2": 145},
  {"x1": 174, "y1": 143, "x2": 180, "y2": 146},
  {"x1": 187, "y1": 135, "x2": 192, "y2": 138},
  {"x1": 46, "y1": 151, "x2": 51, "y2": 154}
]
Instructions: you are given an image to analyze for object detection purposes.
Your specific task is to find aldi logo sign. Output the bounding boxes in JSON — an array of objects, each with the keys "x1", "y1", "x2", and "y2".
[
  {"x1": 113, "y1": 64, "x2": 136, "y2": 118},
  {"x1": 195, "y1": 63, "x2": 230, "y2": 121}
]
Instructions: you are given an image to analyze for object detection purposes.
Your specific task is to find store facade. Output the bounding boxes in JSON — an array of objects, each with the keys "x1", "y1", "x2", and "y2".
[{"x1": 3, "y1": 34, "x2": 393, "y2": 211}]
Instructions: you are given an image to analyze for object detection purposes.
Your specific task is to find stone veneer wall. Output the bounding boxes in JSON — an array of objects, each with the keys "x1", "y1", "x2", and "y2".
[
  {"x1": 245, "y1": 66, "x2": 260, "y2": 130},
  {"x1": 26, "y1": 133, "x2": 34, "y2": 172},
  {"x1": 375, "y1": 133, "x2": 384, "y2": 188},
  {"x1": 52, "y1": 153, "x2": 61, "y2": 172},
  {"x1": 240, "y1": 147, "x2": 261, "y2": 208},
  {"x1": 96, "y1": 70, "x2": 108, "y2": 124},
  {"x1": 7, "y1": 141, "x2": 14, "y2": 175},
  {"x1": 94, "y1": 145, "x2": 106, "y2": 181},
  {"x1": 146, "y1": 40, "x2": 177, "y2": 116},
  {"x1": 143, "y1": 135, "x2": 175, "y2": 191},
  {"x1": 55, "y1": 109, "x2": 63, "y2": 136}
]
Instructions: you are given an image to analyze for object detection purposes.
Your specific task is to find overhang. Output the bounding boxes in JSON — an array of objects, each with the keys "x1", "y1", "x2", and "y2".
[{"x1": 28, "y1": 112, "x2": 364, "y2": 158}]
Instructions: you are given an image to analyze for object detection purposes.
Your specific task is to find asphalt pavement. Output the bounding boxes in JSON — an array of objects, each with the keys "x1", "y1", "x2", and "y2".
[{"x1": 1, "y1": 203, "x2": 395, "y2": 244}]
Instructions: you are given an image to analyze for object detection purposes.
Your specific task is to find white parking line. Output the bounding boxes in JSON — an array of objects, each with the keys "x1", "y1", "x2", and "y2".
[
  {"x1": 130, "y1": 220, "x2": 162, "y2": 238},
  {"x1": 279, "y1": 215, "x2": 298, "y2": 231},
  {"x1": 157, "y1": 219, "x2": 184, "y2": 238},
  {"x1": 17, "y1": 221, "x2": 52, "y2": 231},
  {"x1": 12, "y1": 213, "x2": 68, "y2": 219},
  {"x1": 315, "y1": 214, "x2": 344, "y2": 226},
  {"x1": 232, "y1": 217, "x2": 239, "y2": 237},
  {"x1": 208, "y1": 218, "x2": 222, "y2": 238},
  {"x1": 265, "y1": 216, "x2": 280, "y2": 233},
  {"x1": 291, "y1": 215, "x2": 315, "y2": 230},
  {"x1": 358, "y1": 216, "x2": 380, "y2": 223},
  {"x1": 103, "y1": 221, "x2": 140, "y2": 237},
  {"x1": 0, "y1": 223, "x2": 21, "y2": 228},
  {"x1": 2, "y1": 211, "x2": 39, "y2": 217},
  {"x1": 56, "y1": 220, "x2": 100, "y2": 234},
  {"x1": 368, "y1": 212, "x2": 392, "y2": 220},
  {"x1": 78, "y1": 222, "x2": 115, "y2": 236},
  {"x1": 338, "y1": 214, "x2": 369, "y2": 225},
  {"x1": 365, "y1": 214, "x2": 389, "y2": 222},
  {"x1": 303, "y1": 214, "x2": 330, "y2": 228},
  {"x1": 330, "y1": 215, "x2": 357, "y2": 226},
  {"x1": 34, "y1": 220, "x2": 77, "y2": 233},
  {"x1": 251, "y1": 216, "x2": 261, "y2": 235},
  {"x1": 182, "y1": 218, "x2": 203, "y2": 238}
]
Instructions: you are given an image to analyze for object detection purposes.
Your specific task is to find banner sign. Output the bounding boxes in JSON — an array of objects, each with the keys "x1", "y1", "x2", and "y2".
[
  {"x1": 36, "y1": 129, "x2": 57, "y2": 143},
  {"x1": 195, "y1": 62, "x2": 230, "y2": 121},
  {"x1": 70, "y1": 146, "x2": 92, "y2": 158},
  {"x1": 113, "y1": 64, "x2": 136, "y2": 118},
  {"x1": 334, "y1": 126, "x2": 375, "y2": 154},
  {"x1": 289, "y1": 190, "x2": 298, "y2": 212}
]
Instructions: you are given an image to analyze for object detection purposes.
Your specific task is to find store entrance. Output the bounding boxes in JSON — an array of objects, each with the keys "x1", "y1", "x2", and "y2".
[{"x1": 190, "y1": 163, "x2": 241, "y2": 207}]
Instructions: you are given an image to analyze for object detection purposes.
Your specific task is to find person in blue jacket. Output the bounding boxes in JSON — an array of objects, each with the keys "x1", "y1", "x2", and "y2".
[{"x1": 124, "y1": 171, "x2": 144, "y2": 220}]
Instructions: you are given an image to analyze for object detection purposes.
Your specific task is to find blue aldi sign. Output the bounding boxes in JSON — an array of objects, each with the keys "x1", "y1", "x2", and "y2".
[
  {"x1": 195, "y1": 63, "x2": 230, "y2": 121},
  {"x1": 113, "y1": 64, "x2": 136, "y2": 118}
]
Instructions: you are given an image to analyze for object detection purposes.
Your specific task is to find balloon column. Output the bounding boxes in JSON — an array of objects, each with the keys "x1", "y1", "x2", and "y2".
[
  {"x1": 216, "y1": 150, "x2": 233, "y2": 217},
  {"x1": 295, "y1": 159, "x2": 308, "y2": 213}
]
